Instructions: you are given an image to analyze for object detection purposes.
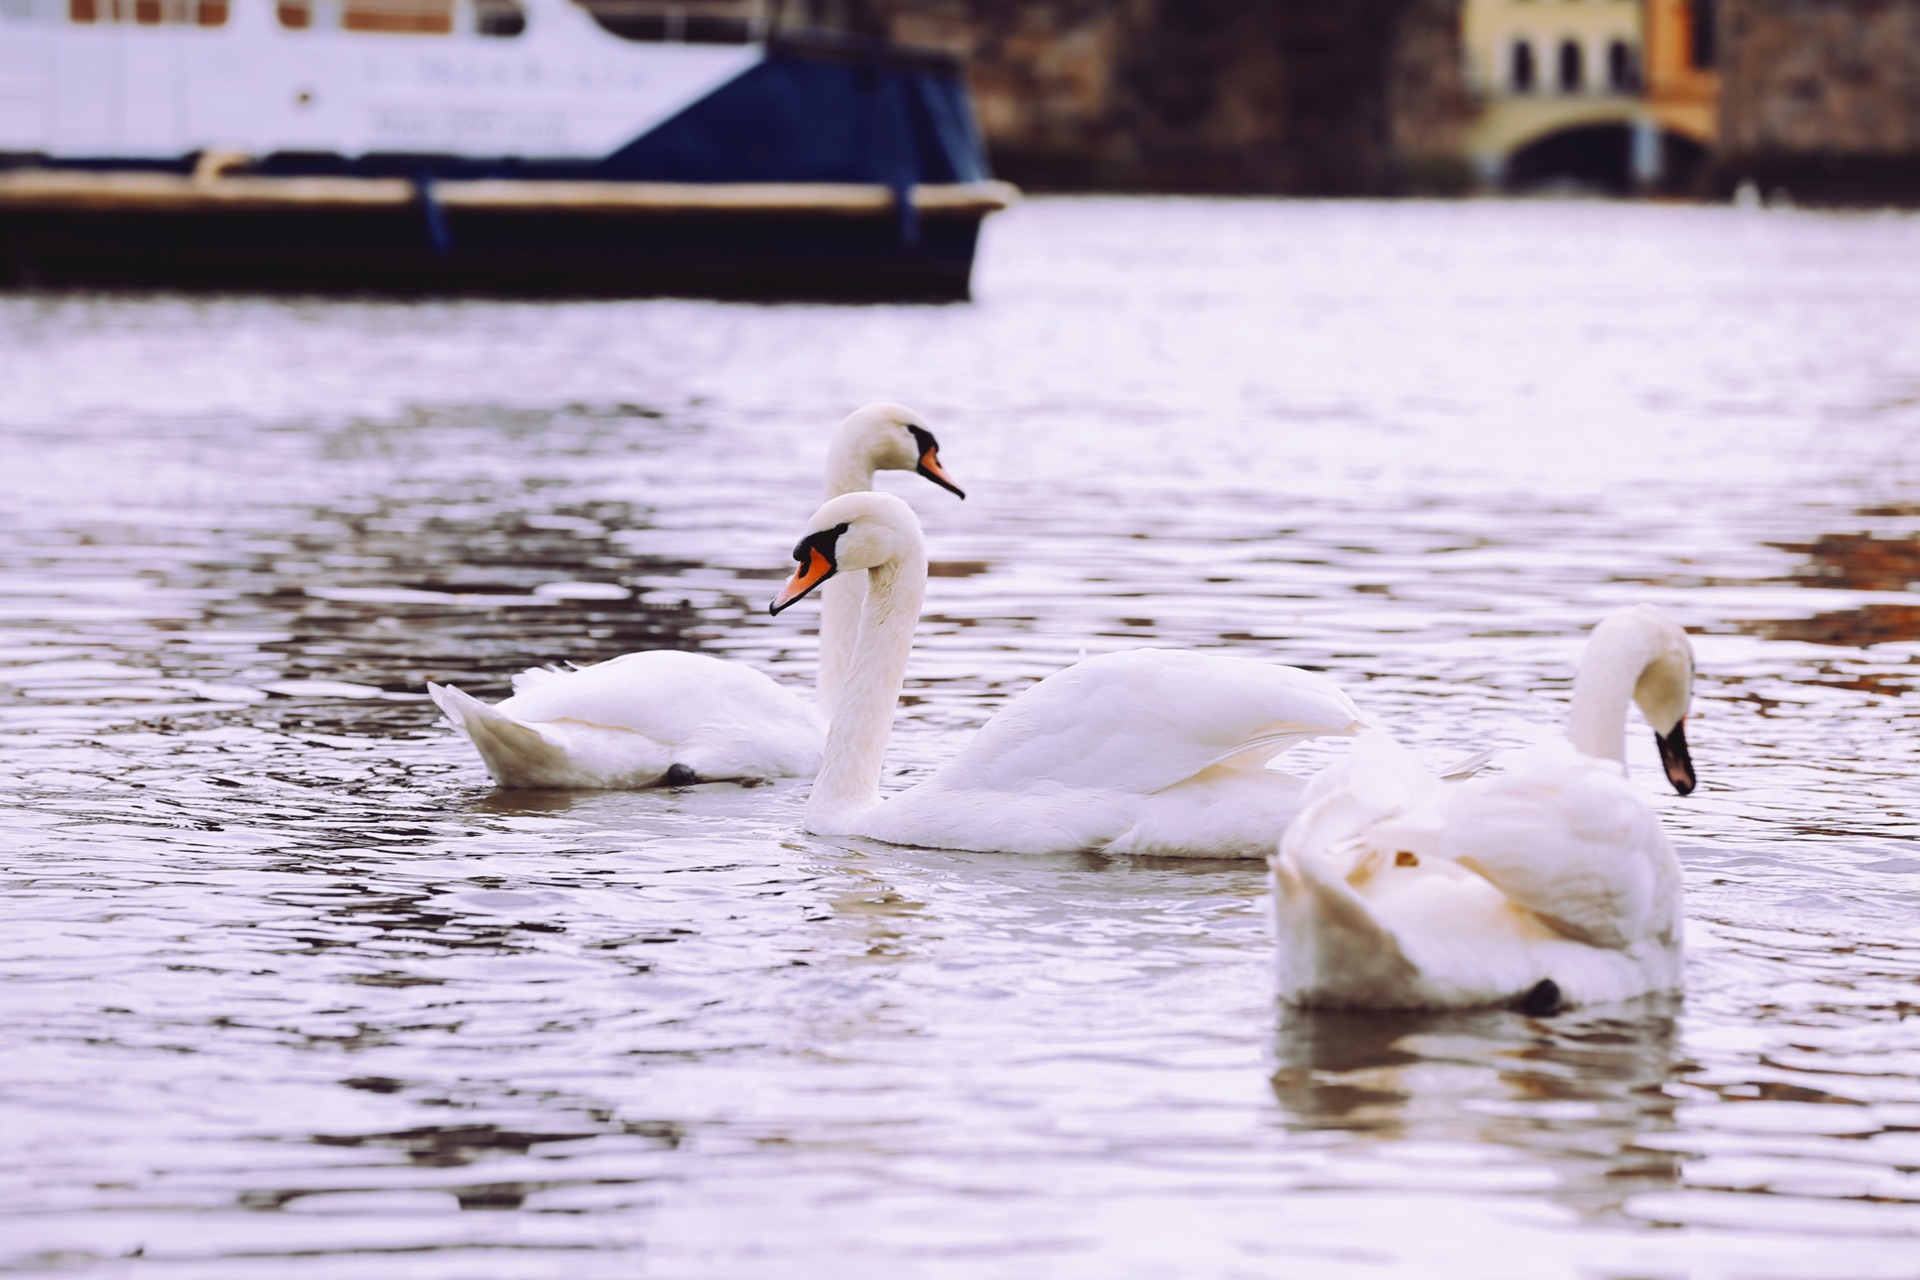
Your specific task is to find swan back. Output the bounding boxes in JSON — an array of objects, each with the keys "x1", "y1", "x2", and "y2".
[
  {"x1": 932, "y1": 649, "x2": 1363, "y2": 799},
  {"x1": 499, "y1": 649, "x2": 820, "y2": 747}
]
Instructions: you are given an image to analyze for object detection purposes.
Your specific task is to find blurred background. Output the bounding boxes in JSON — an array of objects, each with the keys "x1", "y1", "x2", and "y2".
[
  {"x1": 734, "y1": 0, "x2": 1907, "y2": 202},
  {"x1": 2, "y1": 3, "x2": 1919, "y2": 1279}
]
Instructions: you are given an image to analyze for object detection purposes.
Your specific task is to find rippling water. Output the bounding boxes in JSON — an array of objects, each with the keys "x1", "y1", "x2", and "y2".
[{"x1": 2, "y1": 199, "x2": 1918, "y2": 1278}]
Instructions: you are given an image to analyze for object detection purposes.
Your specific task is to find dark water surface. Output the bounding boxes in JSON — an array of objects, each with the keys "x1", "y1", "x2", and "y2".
[{"x1": 2, "y1": 199, "x2": 1918, "y2": 1278}]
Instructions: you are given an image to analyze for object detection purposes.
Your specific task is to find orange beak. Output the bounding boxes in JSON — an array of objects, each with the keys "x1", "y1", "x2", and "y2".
[
  {"x1": 916, "y1": 447, "x2": 966, "y2": 499},
  {"x1": 771, "y1": 545, "x2": 835, "y2": 614}
]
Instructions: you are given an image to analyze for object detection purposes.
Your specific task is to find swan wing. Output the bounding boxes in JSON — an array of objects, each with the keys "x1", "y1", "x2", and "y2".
[
  {"x1": 500, "y1": 650, "x2": 810, "y2": 733},
  {"x1": 1296, "y1": 742, "x2": 1681, "y2": 951},
  {"x1": 494, "y1": 649, "x2": 825, "y2": 780},
  {"x1": 932, "y1": 649, "x2": 1361, "y2": 798},
  {"x1": 1432, "y1": 752, "x2": 1682, "y2": 951}
]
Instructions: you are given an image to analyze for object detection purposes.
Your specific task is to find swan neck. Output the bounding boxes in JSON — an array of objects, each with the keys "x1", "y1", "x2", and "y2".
[
  {"x1": 815, "y1": 575, "x2": 863, "y2": 720},
  {"x1": 822, "y1": 438, "x2": 876, "y2": 502},
  {"x1": 814, "y1": 442, "x2": 875, "y2": 716},
  {"x1": 1566, "y1": 623, "x2": 1660, "y2": 763},
  {"x1": 807, "y1": 549, "x2": 926, "y2": 827}
]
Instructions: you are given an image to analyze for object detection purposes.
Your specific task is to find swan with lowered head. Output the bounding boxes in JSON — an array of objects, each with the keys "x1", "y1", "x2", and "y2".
[
  {"x1": 428, "y1": 403, "x2": 964, "y2": 789},
  {"x1": 768, "y1": 491, "x2": 1365, "y2": 856},
  {"x1": 1271, "y1": 604, "x2": 1697, "y2": 1013}
]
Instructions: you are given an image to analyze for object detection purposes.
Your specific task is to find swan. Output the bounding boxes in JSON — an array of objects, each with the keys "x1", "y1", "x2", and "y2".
[
  {"x1": 1270, "y1": 603, "x2": 1697, "y2": 1014},
  {"x1": 428, "y1": 403, "x2": 965, "y2": 789},
  {"x1": 768, "y1": 491, "x2": 1364, "y2": 857}
]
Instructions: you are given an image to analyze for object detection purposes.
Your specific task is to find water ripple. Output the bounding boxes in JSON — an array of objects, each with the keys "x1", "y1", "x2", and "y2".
[{"x1": 2, "y1": 198, "x2": 1919, "y2": 1277}]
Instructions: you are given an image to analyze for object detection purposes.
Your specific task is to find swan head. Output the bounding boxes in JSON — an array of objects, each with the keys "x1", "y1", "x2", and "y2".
[
  {"x1": 770, "y1": 492, "x2": 923, "y2": 615},
  {"x1": 1586, "y1": 604, "x2": 1697, "y2": 795},
  {"x1": 831, "y1": 402, "x2": 965, "y2": 499}
]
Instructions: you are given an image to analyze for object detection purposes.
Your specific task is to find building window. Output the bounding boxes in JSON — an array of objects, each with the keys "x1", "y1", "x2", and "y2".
[
  {"x1": 1607, "y1": 39, "x2": 1637, "y2": 91},
  {"x1": 1688, "y1": 0, "x2": 1716, "y2": 68},
  {"x1": 1558, "y1": 39, "x2": 1584, "y2": 93},
  {"x1": 1510, "y1": 40, "x2": 1536, "y2": 93}
]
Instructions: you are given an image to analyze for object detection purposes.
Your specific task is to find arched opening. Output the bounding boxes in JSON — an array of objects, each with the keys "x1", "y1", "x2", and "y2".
[
  {"x1": 1557, "y1": 40, "x2": 1584, "y2": 93},
  {"x1": 1507, "y1": 123, "x2": 1630, "y2": 193},
  {"x1": 1506, "y1": 124, "x2": 1713, "y2": 195},
  {"x1": 1510, "y1": 39, "x2": 1536, "y2": 93},
  {"x1": 1607, "y1": 40, "x2": 1637, "y2": 92}
]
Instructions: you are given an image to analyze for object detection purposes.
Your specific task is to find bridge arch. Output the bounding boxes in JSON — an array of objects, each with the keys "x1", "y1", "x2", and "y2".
[{"x1": 1469, "y1": 98, "x2": 1715, "y2": 190}]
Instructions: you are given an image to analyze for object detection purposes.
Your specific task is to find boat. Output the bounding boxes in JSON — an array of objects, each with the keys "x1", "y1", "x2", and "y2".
[{"x1": 0, "y1": 0, "x2": 1016, "y2": 298}]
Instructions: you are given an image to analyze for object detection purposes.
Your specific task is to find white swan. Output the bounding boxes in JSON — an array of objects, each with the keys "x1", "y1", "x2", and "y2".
[
  {"x1": 428, "y1": 403, "x2": 965, "y2": 789},
  {"x1": 1271, "y1": 604, "x2": 1697, "y2": 1014},
  {"x1": 768, "y1": 491, "x2": 1364, "y2": 857}
]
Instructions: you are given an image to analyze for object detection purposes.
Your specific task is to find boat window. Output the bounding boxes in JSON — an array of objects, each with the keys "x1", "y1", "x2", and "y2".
[
  {"x1": 571, "y1": 0, "x2": 770, "y2": 45},
  {"x1": 475, "y1": 0, "x2": 523, "y2": 35},
  {"x1": 68, "y1": 0, "x2": 226, "y2": 22},
  {"x1": 276, "y1": 0, "x2": 473, "y2": 32},
  {"x1": 342, "y1": 0, "x2": 453, "y2": 33}
]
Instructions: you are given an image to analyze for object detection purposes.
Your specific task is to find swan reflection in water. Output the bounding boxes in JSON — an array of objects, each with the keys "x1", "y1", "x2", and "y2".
[{"x1": 1270, "y1": 999, "x2": 1687, "y2": 1218}]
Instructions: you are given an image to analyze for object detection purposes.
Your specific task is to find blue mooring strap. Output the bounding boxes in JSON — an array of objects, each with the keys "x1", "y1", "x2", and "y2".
[
  {"x1": 414, "y1": 174, "x2": 454, "y2": 256},
  {"x1": 891, "y1": 181, "x2": 920, "y2": 248}
]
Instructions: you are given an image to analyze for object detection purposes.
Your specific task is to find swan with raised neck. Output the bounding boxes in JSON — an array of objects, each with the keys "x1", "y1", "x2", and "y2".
[
  {"x1": 426, "y1": 404, "x2": 959, "y2": 791},
  {"x1": 816, "y1": 403, "x2": 962, "y2": 723},
  {"x1": 770, "y1": 492, "x2": 1365, "y2": 857},
  {"x1": 772, "y1": 491, "x2": 929, "y2": 826}
]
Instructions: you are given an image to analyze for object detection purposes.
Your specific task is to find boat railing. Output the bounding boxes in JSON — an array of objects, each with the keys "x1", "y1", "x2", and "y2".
[
  {"x1": 7, "y1": 0, "x2": 782, "y2": 42},
  {"x1": 7, "y1": 0, "x2": 947, "y2": 58}
]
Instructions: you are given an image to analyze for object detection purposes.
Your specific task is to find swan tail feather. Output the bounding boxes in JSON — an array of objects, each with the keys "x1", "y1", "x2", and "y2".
[
  {"x1": 508, "y1": 663, "x2": 576, "y2": 698},
  {"x1": 1273, "y1": 838, "x2": 1422, "y2": 1007},
  {"x1": 1436, "y1": 746, "x2": 1500, "y2": 781},
  {"x1": 428, "y1": 681, "x2": 573, "y2": 788}
]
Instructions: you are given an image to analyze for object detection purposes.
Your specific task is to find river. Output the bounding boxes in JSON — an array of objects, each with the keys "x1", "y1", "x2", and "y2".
[{"x1": 1, "y1": 197, "x2": 1917, "y2": 1278}]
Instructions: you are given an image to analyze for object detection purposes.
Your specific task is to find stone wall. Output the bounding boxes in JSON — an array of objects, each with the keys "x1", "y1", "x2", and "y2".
[
  {"x1": 845, "y1": 0, "x2": 1471, "y2": 194},
  {"x1": 1717, "y1": 0, "x2": 1920, "y2": 201}
]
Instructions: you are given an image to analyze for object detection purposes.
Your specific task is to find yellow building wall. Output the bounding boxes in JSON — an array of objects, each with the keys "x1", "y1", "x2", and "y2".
[
  {"x1": 1463, "y1": 0, "x2": 1643, "y2": 98},
  {"x1": 1461, "y1": 0, "x2": 1718, "y2": 168}
]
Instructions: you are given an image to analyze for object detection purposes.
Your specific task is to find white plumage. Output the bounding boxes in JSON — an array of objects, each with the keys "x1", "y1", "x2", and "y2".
[
  {"x1": 428, "y1": 651, "x2": 825, "y2": 789},
  {"x1": 862, "y1": 649, "x2": 1363, "y2": 856},
  {"x1": 1271, "y1": 604, "x2": 1696, "y2": 1012},
  {"x1": 770, "y1": 492, "x2": 1364, "y2": 857},
  {"x1": 429, "y1": 403, "x2": 963, "y2": 789}
]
